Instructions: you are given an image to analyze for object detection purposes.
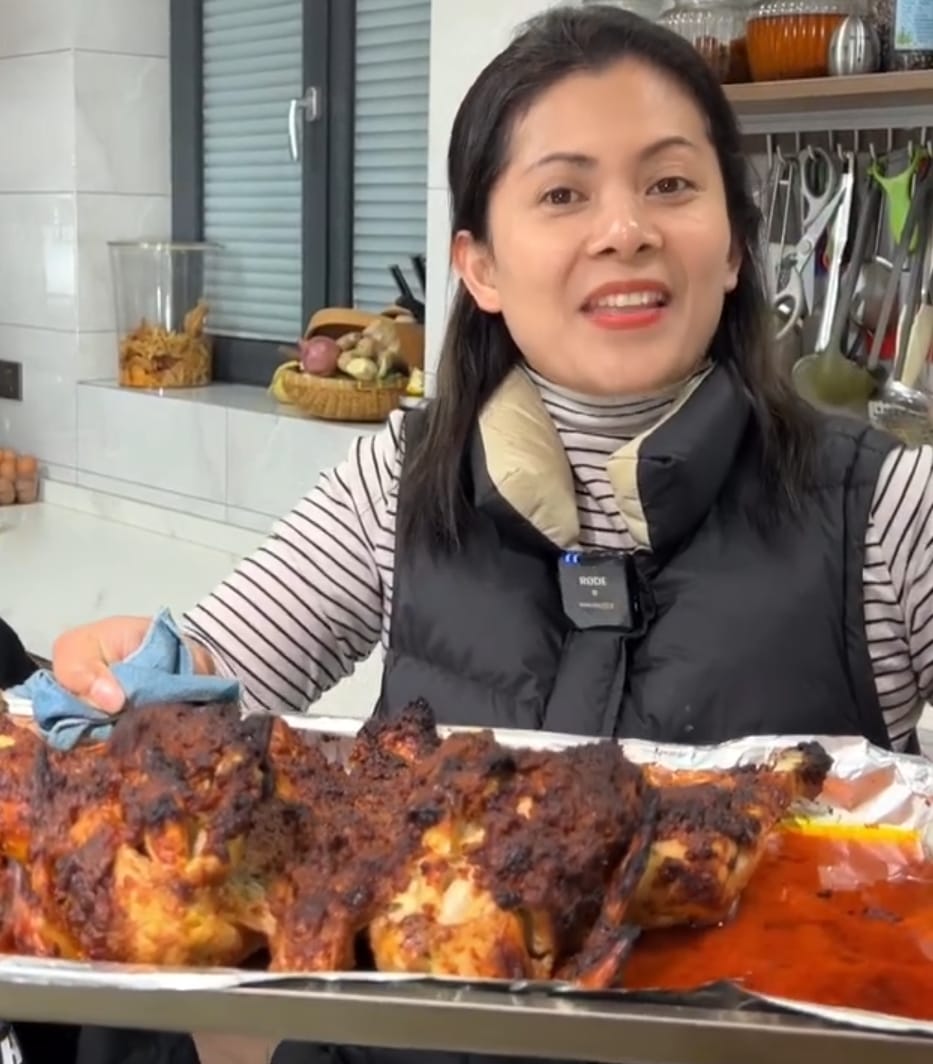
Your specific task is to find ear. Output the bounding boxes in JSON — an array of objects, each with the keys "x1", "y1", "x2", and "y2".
[
  {"x1": 724, "y1": 239, "x2": 742, "y2": 293},
  {"x1": 451, "y1": 230, "x2": 502, "y2": 313}
]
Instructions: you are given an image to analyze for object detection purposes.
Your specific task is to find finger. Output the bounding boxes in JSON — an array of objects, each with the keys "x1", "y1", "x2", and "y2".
[{"x1": 51, "y1": 630, "x2": 126, "y2": 714}]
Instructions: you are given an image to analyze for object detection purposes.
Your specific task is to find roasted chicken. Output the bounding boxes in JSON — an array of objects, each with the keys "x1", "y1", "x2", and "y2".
[
  {"x1": 0, "y1": 694, "x2": 833, "y2": 985},
  {"x1": 363, "y1": 708, "x2": 658, "y2": 986},
  {"x1": 630, "y1": 742, "x2": 833, "y2": 929}
]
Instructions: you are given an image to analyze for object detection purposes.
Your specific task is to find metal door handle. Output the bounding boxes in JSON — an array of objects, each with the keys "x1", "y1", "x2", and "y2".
[{"x1": 287, "y1": 86, "x2": 321, "y2": 161}]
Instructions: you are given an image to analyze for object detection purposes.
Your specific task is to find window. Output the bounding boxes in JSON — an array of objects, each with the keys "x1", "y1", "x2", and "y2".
[{"x1": 170, "y1": 0, "x2": 431, "y2": 385}]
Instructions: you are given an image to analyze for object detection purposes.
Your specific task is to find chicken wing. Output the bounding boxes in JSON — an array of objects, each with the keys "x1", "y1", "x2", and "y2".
[{"x1": 630, "y1": 741, "x2": 833, "y2": 929}]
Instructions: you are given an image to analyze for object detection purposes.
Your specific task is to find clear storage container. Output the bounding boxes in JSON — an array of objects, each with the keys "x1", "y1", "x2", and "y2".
[
  {"x1": 746, "y1": 0, "x2": 856, "y2": 79},
  {"x1": 658, "y1": 0, "x2": 752, "y2": 82},
  {"x1": 108, "y1": 240, "x2": 218, "y2": 390}
]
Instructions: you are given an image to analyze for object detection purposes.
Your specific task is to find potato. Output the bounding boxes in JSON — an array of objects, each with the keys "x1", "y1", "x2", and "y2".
[
  {"x1": 353, "y1": 336, "x2": 377, "y2": 360},
  {"x1": 336, "y1": 331, "x2": 362, "y2": 352},
  {"x1": 343, "y1": 357, "x2": 378, "y2": 382}
]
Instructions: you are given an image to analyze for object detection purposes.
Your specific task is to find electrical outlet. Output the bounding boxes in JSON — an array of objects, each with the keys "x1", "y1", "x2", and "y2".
[{"x1": 0, "y1": 360, "x2": 22, "y2": 400}]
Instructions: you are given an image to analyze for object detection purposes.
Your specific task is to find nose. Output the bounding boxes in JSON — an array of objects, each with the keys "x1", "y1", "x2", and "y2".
[{"x1": 584, "y1": 191, "x2": 663, "y2": 260}]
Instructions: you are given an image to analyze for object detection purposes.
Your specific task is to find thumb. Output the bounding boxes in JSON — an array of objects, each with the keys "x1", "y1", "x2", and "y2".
[
  {"x1": 52, "y1": 630, "x2": 127, "y2": 714},
  {"x1": 86, "y1": 667, "x2": 126, "y2": 714}
]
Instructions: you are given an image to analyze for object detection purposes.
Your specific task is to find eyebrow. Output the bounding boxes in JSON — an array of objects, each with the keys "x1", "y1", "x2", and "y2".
[{"x1": 524, "y1": 136, "x2": 698, "y2": 173}]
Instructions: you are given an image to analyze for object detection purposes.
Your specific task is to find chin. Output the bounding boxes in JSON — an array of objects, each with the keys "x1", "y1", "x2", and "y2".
[{"x1": 577, "y1": 359, "x2": 693, "y2": 398}]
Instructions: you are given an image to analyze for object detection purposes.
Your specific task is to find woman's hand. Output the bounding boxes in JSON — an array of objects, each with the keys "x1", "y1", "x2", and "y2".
[{"x1": 51, "y1": 616, "x2": 215, "y2": 713}]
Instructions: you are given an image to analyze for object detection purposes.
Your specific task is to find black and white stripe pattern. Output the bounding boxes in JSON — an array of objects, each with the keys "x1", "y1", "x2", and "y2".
[{"x1": 184, "y1": 368, "x2": 931, "y2": 747}]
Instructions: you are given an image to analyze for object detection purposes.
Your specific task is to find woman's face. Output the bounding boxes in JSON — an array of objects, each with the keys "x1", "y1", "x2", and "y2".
[{"x1": 453, "y1": 59, "x2": 740, "y2": 397}]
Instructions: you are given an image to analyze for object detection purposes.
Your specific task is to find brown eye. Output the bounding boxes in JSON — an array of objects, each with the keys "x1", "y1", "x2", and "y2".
[
  {"x1": 650, "y1": 176, "x2": 693, "y2": 196},
  {"x1": 542, "y1": 187, "x2": 582, "y2": 206}
]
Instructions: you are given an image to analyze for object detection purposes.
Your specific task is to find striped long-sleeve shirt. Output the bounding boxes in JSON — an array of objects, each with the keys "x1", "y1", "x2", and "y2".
[{"x1": 184, "y1": 369, "x2": 933, "y2": 750}]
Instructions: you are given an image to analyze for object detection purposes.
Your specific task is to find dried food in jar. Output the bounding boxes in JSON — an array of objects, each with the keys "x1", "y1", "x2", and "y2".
[
  {"x1": 118, "y1": 299, "x2": 213, "y2": 389},
  {"x1": 659, "y1": 0, "x2": 752, "y2": 82},
  {"x1": 747, "y1": 10, "x2": 849, "y2": 79},
  {"x1": 692, "y1": 32, "x2": 752, "y2": 79}
]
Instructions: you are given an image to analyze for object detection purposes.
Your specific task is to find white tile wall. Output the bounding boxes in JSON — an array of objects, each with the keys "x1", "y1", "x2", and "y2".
[
  {"x1": 0, "y1": 324, "x2": 78, "y2": 467},
  {"x1": 0, "y1": 0, "x2": 74, "y2": 57},
  {"x1": 0, "y1": 52, "x2": 75, "y2": 192},
  {"x1": 0, "y1": 0, "x2": 176, "y2": 486},
  {"x1": 423, "y1": 0, "x2": 567, "y2": 377},
  {"x1": 226, "y1": 410, "x2": 363, "y2": 518},
  {"x1": 73, "y1": 0, "x2": 171, "y2": 57},
  {"x1": 0, "y1": 193, "x2": 77, "y2": 331},
  {"x1": 74, "y1": 51, "x2": 171, "y2": 195},
  {"x1": 73, "y1": 380, "x2": 378, "y2": 526},
  {"x1": 77, "y1": 383, "x2": 229, "y2": 502}
]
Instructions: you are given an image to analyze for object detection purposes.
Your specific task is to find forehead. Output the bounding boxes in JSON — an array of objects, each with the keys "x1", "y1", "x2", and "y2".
[{"x1": 507, "y1": 59, "x2": 709, "y2": 165}]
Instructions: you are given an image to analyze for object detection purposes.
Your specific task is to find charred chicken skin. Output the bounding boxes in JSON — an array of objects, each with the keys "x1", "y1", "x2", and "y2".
[
  {"x1": 630, "y1": 742, "x2": 833, "y2": 929},
  {"x1": 0, "y1": 695, "x2": 832, "y2": 983},
  {"x1": 363, "y1": 710, "x2": 658, "y2": 986}
]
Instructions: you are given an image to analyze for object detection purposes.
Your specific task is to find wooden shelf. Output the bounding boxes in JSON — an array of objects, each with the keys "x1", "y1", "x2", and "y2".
[{"x1": 724, "y1": 70, "x2": 933, "y2": 132}]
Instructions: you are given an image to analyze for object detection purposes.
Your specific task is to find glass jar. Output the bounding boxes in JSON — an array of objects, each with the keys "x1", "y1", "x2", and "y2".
[
  {"x1": 108, "y1": 240, "x2": 218, "y2": 390},
  {"x1": 658, "y1": 0, "x2": 752, "y2": 82},
  {"x1": 596, "y1": 0, "x2": 665, "y2": 18},
  {"x1": 746, "y1": 0, "x2": 855, "y2": 80},
  {"x1": 870, "y1": 0, "x2": 894, "y2": 68}
]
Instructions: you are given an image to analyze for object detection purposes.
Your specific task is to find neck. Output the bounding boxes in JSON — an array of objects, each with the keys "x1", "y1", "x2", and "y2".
[{"x1": 523, "y1": 363, "x2": 708, "y2": 441}]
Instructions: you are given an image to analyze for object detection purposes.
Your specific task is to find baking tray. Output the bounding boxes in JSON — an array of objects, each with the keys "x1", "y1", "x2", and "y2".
[
  {"x1": 1, "y1": 969, "x2": 933, "y2": 1064},
  {"x1": 0, "y1": 705, "x2": 931, "y2": 1058}
]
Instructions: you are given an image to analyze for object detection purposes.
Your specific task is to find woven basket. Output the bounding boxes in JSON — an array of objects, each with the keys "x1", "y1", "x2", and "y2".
[{"x1": 274, "y1": 363, "x2": 408, "y2": 422}]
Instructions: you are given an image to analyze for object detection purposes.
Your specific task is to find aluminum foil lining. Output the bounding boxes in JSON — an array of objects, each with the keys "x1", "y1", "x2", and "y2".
[{"x1": 1, "y1": 701, "x2": 931, "y2": 1038}]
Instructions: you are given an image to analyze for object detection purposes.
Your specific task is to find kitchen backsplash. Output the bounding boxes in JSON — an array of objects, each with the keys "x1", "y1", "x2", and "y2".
[{"x1": 0, "y1": 0, "x2": 171, "y2": 484}]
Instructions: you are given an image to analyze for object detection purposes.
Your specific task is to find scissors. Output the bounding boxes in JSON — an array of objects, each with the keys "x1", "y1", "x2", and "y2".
[
  {"x1": 772, "y1": 166, "x2": 848, "y2": 339},
  {"x1": 798, "y1": 146, "x2": 841, "y2": 231}
]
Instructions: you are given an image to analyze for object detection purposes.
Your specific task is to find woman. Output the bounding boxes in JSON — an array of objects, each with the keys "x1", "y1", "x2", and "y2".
[{"x1": 45, "y1": 2, "x2": 932, "y2": 1059}]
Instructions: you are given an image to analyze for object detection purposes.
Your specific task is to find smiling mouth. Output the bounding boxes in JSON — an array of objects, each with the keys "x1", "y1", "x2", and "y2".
[{"x1": 582, "y1": 291, "x2": 670, "y2": 312}]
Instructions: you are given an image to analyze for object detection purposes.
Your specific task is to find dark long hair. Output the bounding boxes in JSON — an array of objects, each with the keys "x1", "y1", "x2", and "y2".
[{"x1": 401, "y1": 3, "x2": 816, "y2": 550}]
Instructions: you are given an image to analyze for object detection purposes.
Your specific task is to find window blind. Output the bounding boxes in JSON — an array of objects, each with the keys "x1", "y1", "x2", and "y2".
[
  {"x1": 353, "y1": 0, "x2": 431, "y2": 311},
  {"x1": 202, "y1": 0, "x2": 303, "y2": 341}
]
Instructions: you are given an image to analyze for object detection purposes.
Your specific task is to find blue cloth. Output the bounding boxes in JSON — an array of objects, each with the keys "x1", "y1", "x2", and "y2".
[{"x1": 9, "y1": 608, "x2": 240, "y2": 751}]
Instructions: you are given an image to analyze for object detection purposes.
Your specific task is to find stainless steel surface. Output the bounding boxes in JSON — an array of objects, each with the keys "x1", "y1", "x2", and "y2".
[
  {"x1": 1, "y1": 979, "x2": 932, "y2": 1064},
  {"x1": 773, "y1": 159, "x2": 845, "y2": 340},
  {"x1": 828, "y1": 16, "x2": 881, "y2": 76}
]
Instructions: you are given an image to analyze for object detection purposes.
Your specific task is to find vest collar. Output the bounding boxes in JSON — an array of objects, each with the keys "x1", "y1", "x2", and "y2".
[{"x1": 472, "y1": 362, "x2": 751, "y2": 556}]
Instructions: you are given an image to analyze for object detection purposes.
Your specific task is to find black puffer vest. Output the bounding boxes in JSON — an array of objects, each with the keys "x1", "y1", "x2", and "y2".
[{"x1": 379, "y1": 363, "x2": 898, "y2": 750}]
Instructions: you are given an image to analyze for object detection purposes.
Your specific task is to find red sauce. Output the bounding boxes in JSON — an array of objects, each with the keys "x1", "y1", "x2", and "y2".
[{"x1": 625, "y1": 829, "x2": 933, "y2": 1021}]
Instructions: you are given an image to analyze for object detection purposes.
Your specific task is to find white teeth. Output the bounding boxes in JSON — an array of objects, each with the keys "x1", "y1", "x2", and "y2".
[{"x1": 591, "y1": 292, "x2": 664, "y2": 309}]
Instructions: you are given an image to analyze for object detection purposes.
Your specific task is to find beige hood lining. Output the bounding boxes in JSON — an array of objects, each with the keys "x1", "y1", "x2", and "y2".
[{"x1": 478, "y1": 365, "x2": 712, "y2": 551}]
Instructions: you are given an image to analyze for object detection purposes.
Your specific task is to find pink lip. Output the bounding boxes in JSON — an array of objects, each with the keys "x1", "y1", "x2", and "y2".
[{"x1": 581, "y1": 280, "x2": 670, "y2": 332}]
